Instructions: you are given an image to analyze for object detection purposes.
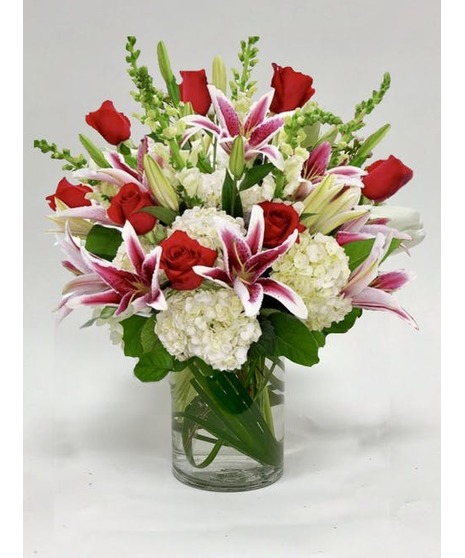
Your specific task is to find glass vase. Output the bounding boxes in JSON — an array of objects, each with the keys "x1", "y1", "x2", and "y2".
[{"x1": 170, "y1": 357, "x2": 285, "y2": 492}]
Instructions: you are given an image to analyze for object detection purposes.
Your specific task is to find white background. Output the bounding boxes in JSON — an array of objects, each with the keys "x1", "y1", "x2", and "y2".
[{"x1": 23, "y1": 1, "x2": 440, "y2": 556}]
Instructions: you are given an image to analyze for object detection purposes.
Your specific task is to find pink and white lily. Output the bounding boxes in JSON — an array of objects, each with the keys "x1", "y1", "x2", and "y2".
[
  {"x1": 193, "y1": 205, "x2": 308, "y2": 318},
  {"x1": 295, "y1": 142, "x2": 366, "y2": 200},
  {"x1": 336, "y1": 211, "x2": 412, "y2": 251},
  {"x1": 342, "y1": 233, "x2": 417, "y2": 328},
  {"x1": 62, "y1": 221, "x2": 167, "y2": 317},
  {"x1": 182, "y1": 86, "x2": 286, "y2": 169}
]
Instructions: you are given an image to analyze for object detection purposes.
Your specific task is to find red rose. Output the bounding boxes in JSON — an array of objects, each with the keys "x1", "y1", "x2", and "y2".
[
  {"x1": 362, "y1": 155, "x2": 413, "y2": 202},
  {"x1": 160, "y1": 230, "x2": 217, "y2": 290},
  {"x1": 85, "y1": 100, "x2": 131, "y2": 145},
  {"x1": 46, "y1": 177, "x2": 92, "y2": 210},
  {"x1": 179, "y1": 70, "x2": 212, "y2": 115},
  {"x1": 269, "y1": 63, "x2": 315, "y2": 114},
  {"x1": 107, "y1": 183, "x2": 156, "y2": 235},
  {"x1": 259, "y1": 202, "x2": 306, "y2": 248}
]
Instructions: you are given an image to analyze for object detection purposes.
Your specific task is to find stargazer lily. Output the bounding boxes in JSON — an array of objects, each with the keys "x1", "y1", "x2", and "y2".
[
  {"x1": 342, "y1": 233, "x2": 417, "y2": 328},
  {"x1": 193, "y1": 205, "x2": 308, "y2": 318},
  {"x1": 182, "y1": 86, "x2": 286, "y2": 170},
  {"x1": 62, "y1": 221, "x2": 167, "y2": 316}
]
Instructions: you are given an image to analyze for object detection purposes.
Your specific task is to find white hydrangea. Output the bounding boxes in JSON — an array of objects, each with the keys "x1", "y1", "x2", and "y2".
[
  {"x1": 155, "y1": 288, "x2": 262, "y2": 371},
  {"x1": 169, "y1": 206, "x2": 245, "y2": 250},
  {"x1": 240, "y1": 174, "x2": 276, "y2": 215},
  {"x1": 176, "y1": 167, "x2": 224, "y2": 208},
  {"x1": 271, "y1": 231, "x2": 352, "y2": 331}
]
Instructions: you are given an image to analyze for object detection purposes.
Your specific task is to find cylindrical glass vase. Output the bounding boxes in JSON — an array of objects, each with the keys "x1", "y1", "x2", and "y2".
[{"x1": 170, "y1": 357, "x2": 285, "y2": 492}]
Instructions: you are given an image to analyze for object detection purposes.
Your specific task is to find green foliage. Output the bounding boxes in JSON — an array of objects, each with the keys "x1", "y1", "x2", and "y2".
[
  {"x1": 34, "y1": 139, "x2": 87, "y2": 171},
  {"x1": 221, "y1": 170, "x2": 243, "y2": 218},
  {"x1": 84, "y1": 225, "x2": 123, "y2": 261},
  {"x1": 140, "y1": 205, "x2": 178, "y2": 225},
  {"x1": 230, "y1": 36, "x2": 260, "y2": 100},
  {"x1": 343, "y1": 238, "x2": 376, "y2": 271},
  {"x1": 239, "y1": 163, "x2": 274, "y2": 191},
  {"x1": 121, "y1": 314, "x2": 184, "y2": 383},
  {"x1": 267, "y1": 312, "x2": 325, "y2": 366}
]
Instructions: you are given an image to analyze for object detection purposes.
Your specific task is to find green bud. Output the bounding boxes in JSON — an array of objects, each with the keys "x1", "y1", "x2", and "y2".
[
  {"x1": 143, "y1": 154, "x2": 179, "y2": 211},
  {"x1": 350, "y1": 123, "x2": 391, "y2": 167},
  {"x1": 79, "y1": 134, "x2": 108, "y2": 168},
  {"x1": 212, "y1": 55, "x2": 227, "y2": 94},
  {"x1": 228, "y1": 136, "x2": 245, "y2": 179},
  {"x1": 157, "y1": 41, "x2": 174, "y2": 83}
]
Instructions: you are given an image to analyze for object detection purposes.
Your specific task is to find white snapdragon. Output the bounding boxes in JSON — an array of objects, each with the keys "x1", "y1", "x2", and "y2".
[
  {"x1": 271, "y1": 231, "x2": 352, "y2": 331},
  {"x1": 283, "y1": 147, "x2": 308, "y2": 197},
  {"x1": 169, "y1": 206, "x2": 245, "y2": 250},
  {"x1": 155, "y1": 289, "x2": 262, "y2": 371}
]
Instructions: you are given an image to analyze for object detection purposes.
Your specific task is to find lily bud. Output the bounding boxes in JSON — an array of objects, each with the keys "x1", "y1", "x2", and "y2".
[
  {"x1": 229, "y1": 136, "x2": 245, "y2": 179},
  {"x1": 143, "y1": 154, "x2": 179, "y2": 211},
  {"x1": 157, "y1": 41, "x2": 174, "y2": 83},
  {"x1": 212, "y1": 56, "x2": 227, "y2": 94}
]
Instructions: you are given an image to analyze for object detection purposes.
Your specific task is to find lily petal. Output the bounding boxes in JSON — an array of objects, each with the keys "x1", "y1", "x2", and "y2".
[
  {"x1": 208, "y1": 86, "x2": 241, "y2": 137},
  {"x1": 350, "y1": 286, "x2": 418, "y2": 329},
  {"x1": 243, "y1": 92, "x2": 274, "y2": 135},
  {"x1": 371, "y1": 270, "x2": 414, "y2": 293},
  {"x1": 122, "y1": 221, "x2": 145, "y2": 277},
  {"x1": 192, "y1": 265, "x2": 231, "y2": 287},
  {"x1": 246, "y1": 229, "x2": 298, "y2": 281},
  {"x1": 248, "y1": 115, "x2": 284, "y2": 148},
  {"x1": 234, "y1": 277, "x2": 264, "y2": 317},
  {"x1": 245, "y1": 205, "x2": 264, "y2": 253},
  {"x1": 258, "y1": 277, "x2": 308, "y2": 320}
]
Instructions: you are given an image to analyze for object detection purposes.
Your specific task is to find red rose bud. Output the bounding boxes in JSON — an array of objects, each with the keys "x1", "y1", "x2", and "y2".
[
  {"x1": 270, "y1": 63, "x2": 315, "y2": 114},
  {"x1": 179, "y1": 70, "x2": 212, "y2": 116},
  {"x1": 107, "y1": 183, "x2": 156, "y2": 235},
  {"x1": 362, "y1": 155, "x2": 413, "y2": 202},
  {"x1": 160, "y1": 230, "x2": 217, "y2": 290},
  {"x1": 259, "y1": 201, "x2": 306, "y2": 248},
  {"x1": 46, "y1": 177, "x2": 92, "y2": 210},
  {"x1": 85, "y1": 100, "x2": 131, "y2": 145}
]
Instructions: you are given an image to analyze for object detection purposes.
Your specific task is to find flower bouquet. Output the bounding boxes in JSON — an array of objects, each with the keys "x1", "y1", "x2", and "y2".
[{"x1": 36, "y1": 36, "x2": 424, "y2": 492}]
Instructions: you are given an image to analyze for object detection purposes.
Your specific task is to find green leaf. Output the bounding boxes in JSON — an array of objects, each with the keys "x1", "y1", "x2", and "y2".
[
  {"x1": 221, "y1": 170, "x2": 243, "y2": 217},
  {"x1": 323, "y1": 308, "x2": 362, "y2": 335},
  {"x1": 248, "y1": 317, "x2": 277, "y2": 359},
  {"x1": 79, "y1": 134, "x2": 109, "y2": 168},
  {"x1": 140, "y1": 205, "x2": 178, "y2": 225},
  {"x1": 350, "y1": 123, "x2": 391, "y2": 167},
  {"x1": 343, "y1": 238, "x2": 376, "y2": 271},
  {"x1": 268, "y1": 312, "x2": 322, "y2": 366},
  {"x1": 85, "y1": 225, "x2": 123, "y2": 261},
  {"x1": 239, "y1": 163, "x2": 274, "y2": 191},
  {"x1": 134, "y1": 348, "x2": 172, "y2": 382},
  {"x1": 121, "y1": 315, "x2": 148, "y2": 357}
]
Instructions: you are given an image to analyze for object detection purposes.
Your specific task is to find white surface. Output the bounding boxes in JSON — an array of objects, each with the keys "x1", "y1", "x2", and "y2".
[{"x1": 24, "y1": 0, "x2": 440, "y2": 556}]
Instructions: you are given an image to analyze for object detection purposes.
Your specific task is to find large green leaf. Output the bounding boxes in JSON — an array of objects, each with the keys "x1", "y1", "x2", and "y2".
[
  {"x1": 268, "y1": 312, "x2": 323, "y2": 366},
  {"x1": 121, "y1": 315, "x2": 149, "y2": 357},
  {"x1": 239, "y1": 163, "x2": 274, "y2": 191},
  {"x1": 221, "y1": 170, "x2": 243, "y2": 217},
  {"x1": 85, "y1": 225, "x2": 123, "y2": 261},
  {"x1": 134, "y1": 348, "x2": 172, "y2": 382},
  {"x1": 140, "y1": 205, "x2": 178, "y2": 225},
  {"x1": 343, "y1": 238, "x2": 375, "y2": 271}
]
